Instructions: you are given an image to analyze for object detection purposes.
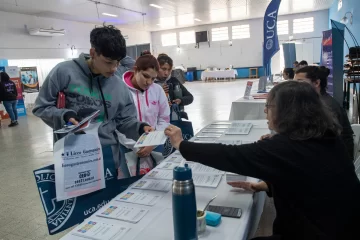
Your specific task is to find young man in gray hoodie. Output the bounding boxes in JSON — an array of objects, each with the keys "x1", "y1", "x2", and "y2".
[{"x1": 33, "y1": 25, "x2": 151, "y2": 178}]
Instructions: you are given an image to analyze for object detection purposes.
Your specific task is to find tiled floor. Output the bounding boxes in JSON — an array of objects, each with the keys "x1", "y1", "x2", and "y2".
[{"x1": 0, "y1": 79, "x2": 274, "y2": 240}]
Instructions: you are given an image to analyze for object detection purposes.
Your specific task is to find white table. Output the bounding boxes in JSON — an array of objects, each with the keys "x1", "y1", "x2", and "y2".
[
  {"x1": 62, "y1": 120, "x2": 269, "y2": 240},
  {"x1": 201, "y1": 70, "x2": 237, "y2": 81},
  {"x1": 229, "y1": 98, "x2": 266, "y2": 121}
]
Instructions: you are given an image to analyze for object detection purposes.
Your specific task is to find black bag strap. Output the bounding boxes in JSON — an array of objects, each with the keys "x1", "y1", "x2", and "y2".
[{"x1": 136, "y1": 154, "x2": 157, "y2": 176}]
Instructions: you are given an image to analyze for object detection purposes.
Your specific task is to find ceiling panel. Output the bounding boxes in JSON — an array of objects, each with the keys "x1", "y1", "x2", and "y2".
[{"x1": 0, "y1": 0, "x2": 335, "y2": 31}]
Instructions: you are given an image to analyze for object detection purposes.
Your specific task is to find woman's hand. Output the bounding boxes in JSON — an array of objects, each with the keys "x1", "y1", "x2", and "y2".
[
  {"x1": 228, "y1": 181, "x2": 268, "y2": 192},
  {"x1": 137, "y1": 146, "x2": 154, "y2": 158},
  {"x1": 143, "y1": 126, "x2": 154, "y2": 133},
  {"x1": 260, "y1": 134, "x2": 271, "y2": 140},
  {"x1": 164, "y1": 125, "x2": 183, "y2": 150}
]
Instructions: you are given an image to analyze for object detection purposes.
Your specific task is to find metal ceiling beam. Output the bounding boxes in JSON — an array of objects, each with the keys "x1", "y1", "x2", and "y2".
[{"x1": 87, "y1": 0, "x2": 146, "y2": 16}]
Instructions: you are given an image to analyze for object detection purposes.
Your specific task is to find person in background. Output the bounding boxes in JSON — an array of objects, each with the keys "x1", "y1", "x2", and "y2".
[
  {"x1": 155, "y1": 54, "x2": 194, "y2": 119},
  {"x1": 298, "y1": 60, "x2": 308, "y2": 68},
  {"x1": 293, "y1": 61, "x2": 299, "y2": 69},
  {"x1": 0, "y1": 72, "x2": 18, "y2": 127},
  {"x1": 117, "y1": 51, "x2": 170, "y2": 176},
  {"x1": 282, "y1": 68, "x2": 294, "y2": 80},
  {"x1": 165, "y1": 81, "x2": 360, "y2": 240},
  {"x1": 33, "y1": 24, "x2": 153, "y2": 176},
  {"x1": 294, "y1": 66, "x2": 354, "y2": 160}
]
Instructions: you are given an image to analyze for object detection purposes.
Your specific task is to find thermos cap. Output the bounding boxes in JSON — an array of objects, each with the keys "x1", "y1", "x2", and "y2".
[{"x1": 173, "y1": 163, "x2": 192, "y2": 181}]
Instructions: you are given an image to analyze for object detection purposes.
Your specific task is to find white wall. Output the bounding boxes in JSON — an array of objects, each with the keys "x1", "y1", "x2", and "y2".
[
  {"x1": 0, "y1": 11, "x2": 151, "y2": 59},
  {"x1": 151, "y1": 10, "x2": 329, "y2": 71}
]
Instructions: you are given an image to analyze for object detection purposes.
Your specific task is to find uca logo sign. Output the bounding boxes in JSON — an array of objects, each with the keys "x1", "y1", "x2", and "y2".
[
  {"x1": 34, "y1": 169, "x2": 76, "y2": 234},
  {"x1": 265, "y1": 10, "x2": 278, "y2": 50}
]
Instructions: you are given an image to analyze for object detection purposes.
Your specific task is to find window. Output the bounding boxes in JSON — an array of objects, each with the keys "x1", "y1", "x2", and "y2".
[
  {"x1": 232, "y1": 25, "x2": 250, "y2": 39},
  {"x1": 179, "y1": 31, "x2": 196, "y2": 45},
  {"x1": 161, "y1": 33, "x2": 177, "y2": 46},
  {"x1": 293, "y1": 17, "x2": 314, "y2": 34},
  {"x1": 211, "y1": 27, "x2": 229, "y2": 41},
  {"x1": 277, "y1": 20, "x2": 288, "y2": 35}
]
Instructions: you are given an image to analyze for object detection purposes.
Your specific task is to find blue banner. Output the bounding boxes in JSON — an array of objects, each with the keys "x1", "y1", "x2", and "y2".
[
  {"x1": 263, "y1": 0, "x2": 281, "y2": 76},
  {"x1": 33, "y1": 145, "x2": 142, "y2": 235}
]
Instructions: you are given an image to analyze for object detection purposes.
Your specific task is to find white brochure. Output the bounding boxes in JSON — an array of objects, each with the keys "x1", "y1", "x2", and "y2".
[
  {"x1": 131, "y1": 179, "x2": 172, "y2": 192},
  {"x1": 157, "y1": 161, "x2": 181, "y2": 170},
  {"x1": 54, "y1": 123, "x2": 105, "y2": 201},
  {"x1": 134, "y1": 131, "x2": 167, "y2": 148},
  {"x1": 115, "y1": 190, "x2": 163, "y2": 206},
  {"x1": 193, "y1": 174, "x2": 222, "y2": 188},
  {"x1": 71, "y1": 219, "x2": 130, "y2": 240},
  {"x1": 185, "y1": 162, "x2": 224, "y2": 175},
  {"x1": 146, "y1": 169, "x2": 173, "y2": 180},
  {"x1": 97, "y1": 204, "x2": 148, "y2": 223}
]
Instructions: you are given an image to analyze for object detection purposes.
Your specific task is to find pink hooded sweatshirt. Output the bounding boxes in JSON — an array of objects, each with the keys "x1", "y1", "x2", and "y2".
[{"x1": 118, "y1": 71, "x2": 170, "y2": 148}]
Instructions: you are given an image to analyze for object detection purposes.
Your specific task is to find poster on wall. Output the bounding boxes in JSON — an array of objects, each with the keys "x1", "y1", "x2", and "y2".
[
  {"x1": 20, "y1": 67, "x2": 39, "y2": 93},
  {"x1": 321, "y1": 30, "x2": 333, "y2": 96}
]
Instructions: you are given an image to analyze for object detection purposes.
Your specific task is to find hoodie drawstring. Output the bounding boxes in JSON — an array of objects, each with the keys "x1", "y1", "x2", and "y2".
[{"x1": 136, "y1": 91, "x2": 142, "y2": 121}]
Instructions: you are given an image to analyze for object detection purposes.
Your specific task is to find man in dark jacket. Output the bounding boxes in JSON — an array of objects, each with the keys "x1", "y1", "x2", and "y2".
[
  {"x1": 0, "y1": 72, "x2": 18, "y2": 127},
  {"x1": 295, "y1": 66, "x2": 354, "y2": 160}
]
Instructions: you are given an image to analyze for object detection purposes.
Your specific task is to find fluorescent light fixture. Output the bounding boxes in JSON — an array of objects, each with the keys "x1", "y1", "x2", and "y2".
[
  {"x1": 194, "y1": 18, "x2": 202, "y2": 22},
  {"x1": 150, "y1": 4, "x2": 163, "y2": 9},
  {"x1": 102, "y1": 13, "x2": 118, "y2": 17}
]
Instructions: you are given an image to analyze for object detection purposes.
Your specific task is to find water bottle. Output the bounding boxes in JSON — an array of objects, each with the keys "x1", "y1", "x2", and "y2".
[{"x1": 172, "y1": 164, "x2": 198, "y2": 240}]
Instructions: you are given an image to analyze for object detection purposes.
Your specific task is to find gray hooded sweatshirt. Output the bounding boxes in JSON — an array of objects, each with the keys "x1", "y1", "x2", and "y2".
[{"x1": 33, "y1": 53, "x2": 144, "y2": 146}]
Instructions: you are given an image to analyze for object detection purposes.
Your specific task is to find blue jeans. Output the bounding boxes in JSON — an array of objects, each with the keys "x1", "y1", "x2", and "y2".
[{"x1": 3, "y1": 100, "x2": 18, "y2": 122}]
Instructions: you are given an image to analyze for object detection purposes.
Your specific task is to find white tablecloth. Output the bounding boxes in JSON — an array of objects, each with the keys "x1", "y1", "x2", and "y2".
[
  {"x1": 229, "y1": 97, "x2": 267, "y2": 120},
  {"x1": 61, "y1": 120, "x2": 269, "y2": 240},
  {"x1": 201, "y1": 70, "x2": 237, "y2": 80}
]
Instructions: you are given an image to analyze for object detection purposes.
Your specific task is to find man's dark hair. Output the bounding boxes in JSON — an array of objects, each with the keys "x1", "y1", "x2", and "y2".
[
  {"x1": 157, "y1": 53, "x2": 173, "y2": 68},
  {"x1": 283, "y1": 68, "x2": 294, "y2": 79},
  {"x1": 0, "y1": 72, "x2": 10, "y2": 82},
  {"x1": 296, "y1": 66, "x2": 330, "y2": 94},
  {"x1": 294, "y1": 61, "x2": 299, "y2": 65},
  {"x1": 268, "y1": 81, "x2": 340, "y2": 140},
  {"x1": 90, "y1": 24, "x2": 126, "y2": 61},
  {"x1": 299, "y1": 60, "x2": 308, "y2": 66}
]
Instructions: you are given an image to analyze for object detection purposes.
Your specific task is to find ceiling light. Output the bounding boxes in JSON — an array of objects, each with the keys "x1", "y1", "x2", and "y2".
[
  {"x1": 102, "y1": 13, "x2": 118, "y2": 17},
  {"x1": 194, "y1": 18, "x2": 202, "y2": 22},
  {"x1": 341, "y1": 12, "x2": 353, "y2": 25},
  {"x1": 150, "y1": 4, "x2": 163, "y2": 9}
]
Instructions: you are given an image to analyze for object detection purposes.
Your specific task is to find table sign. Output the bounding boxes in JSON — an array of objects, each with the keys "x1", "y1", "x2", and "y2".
[{"x1": 243, "y1": 81, "x2": 253, "y2": 99}]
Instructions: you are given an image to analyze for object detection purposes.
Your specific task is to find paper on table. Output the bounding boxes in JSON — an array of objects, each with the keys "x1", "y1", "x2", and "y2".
[
  {"x1": 215, "y1": 139, "x2": 242, "y2": 145},
  {"x1": 115, "y1": 190, "x2": 163, "y2": 206},
  {"x1": 97, "y1": 204, "x2": 148, "y2": 223},
  {"x1": 226, "y1": 173, "x2": 247, "y2": 182},
  {"x1": 134, "y1": 131, "x2": 167, "y2": 148},
  {"x1": 157, "y1": 161, "x2": 181, "y2": 170},
  {"x1": 131, "y1": 179, "x2": 172, "y2": 192},
  {"x1": 201, "y1": 129, "x2": 226, "y2": 134},
  {"x1": 196, "y1": 134, "x2": 223, "y2": 138},
  {"x1": 71, "y1": 219, "x2": 130, "y2": 240},
  {"x1": 164, "y1": 154, "x2": 184, "y2": 163},
  {"x1": 146, "y1": 169, "x2": 173, "y2": 180},
  {"x1": 224, "y1": 126, "x2": 252, "y2": 135},
  {"x1": 193, "y1": 138, "x2": 217, "y2": 143},
  {"x1": 211, "y1": 122, "x2": 232, "y2": 125},
  {"x1": 185, "y1": 162, "x2": 224, "y2": 175},
  {"x1": 193, "y1": 174, "x2": 222, "y2": 188}
]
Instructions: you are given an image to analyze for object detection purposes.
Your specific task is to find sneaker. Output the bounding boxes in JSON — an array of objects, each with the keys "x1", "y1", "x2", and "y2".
[
  {"x1": 14, "y1": 121, "x2": 19, "y2": 125},
  {"x1": 8, "y1": 122, "x2": 16, "y2": 127}
]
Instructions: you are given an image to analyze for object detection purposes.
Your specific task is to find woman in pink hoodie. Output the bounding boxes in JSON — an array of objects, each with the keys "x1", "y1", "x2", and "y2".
[{"x1": 118, "y1": 51, "x2": 170, "y2": 176}]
